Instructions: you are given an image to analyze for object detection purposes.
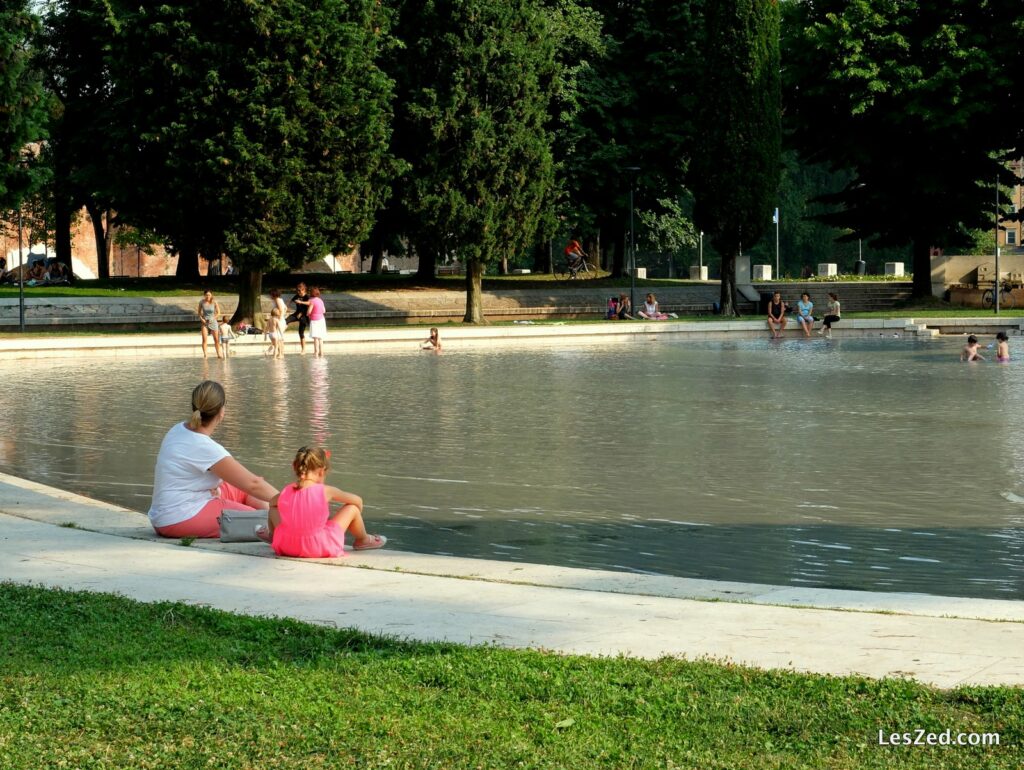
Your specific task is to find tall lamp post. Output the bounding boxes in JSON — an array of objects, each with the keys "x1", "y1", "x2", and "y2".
[
  {"x1": 625, "y1": 166, "x2": 641, "y2": 312},
  {"x1": 995, "y1": 175, "x2": 1001, "y2": 315},
  {"x1": 18, "y1": 206, "x2": 25, "y2": 332}
]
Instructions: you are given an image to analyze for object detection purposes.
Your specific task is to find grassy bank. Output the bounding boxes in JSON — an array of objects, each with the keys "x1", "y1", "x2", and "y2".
[{"x1": 0, "y1": 584, "x2": 1018, "y2": 769}]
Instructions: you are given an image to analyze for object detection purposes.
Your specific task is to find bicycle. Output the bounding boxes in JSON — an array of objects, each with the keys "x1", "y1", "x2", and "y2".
[
  {"x1": 560, "y1": 256, "x2": 595, "y2": 279},
  {"x1": 982, "y1": 282, "x2": 1015, "y2": 310}
]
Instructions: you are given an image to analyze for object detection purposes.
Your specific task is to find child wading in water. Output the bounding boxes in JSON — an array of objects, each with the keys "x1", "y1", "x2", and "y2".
[
  {"x1": 218, "y1": 316, "x2": 236, "y2": 356},
  {"x1": 421, "y1": 327, "x2": 442, "y2": 352},
  {"x1": 267, "y1": 447, "x2": 386, "y2": 558},
  {"x1": 961, "y1": 335, "x2": 985, "y2": 362},
  {"x1": 996, "y1": 331, "x2": 1010, "y2": 362}
]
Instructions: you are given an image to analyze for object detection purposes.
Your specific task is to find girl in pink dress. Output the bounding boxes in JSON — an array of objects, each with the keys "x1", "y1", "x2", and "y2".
[
  {"x1": 307, "y1": 287, "x2": 327, "y2": 357},
  {"x1": 268, "y1": 447, "x2": 386, "y2": 558}
]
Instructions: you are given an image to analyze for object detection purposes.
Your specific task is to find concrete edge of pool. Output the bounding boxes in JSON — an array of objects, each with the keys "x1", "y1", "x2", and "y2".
[
  {"x1": 2, "y1": 472, "x2": 1023, "y2": 687},
  {"x1": 2, "y1": 315, "x2": 1023, "y2": 358},
  {"x1": 2, "y1": 470, "x2": 1022, "y2": 622}
]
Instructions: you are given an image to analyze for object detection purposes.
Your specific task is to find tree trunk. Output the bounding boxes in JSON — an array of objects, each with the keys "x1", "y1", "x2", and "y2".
[
  {"x1": 498, "y1": 255, "x2": 508, "y2": 275},
  {"x1": 530, "y1": 240, "x2": 551, "y2": 273},
  {"x1": 416, "y1": 243, "x2": 437, "y2": 280},
  {"x1": 463, "y1": 258, "x2": 485, "y2": 323},
  {"x1": 911, "y1": 239, "x2": 932, "y2": 299},
  {"x1": 370, "y1": 248, "x2": 384, "y2": 274},
  {"x1": 583, "y1": 235, "x2": 600, "y2": 271},
  {"x1": 233, "y1": 269, "x2": 264, "y2": 327},
  {"x1": 84, "y1": 203, "x2": 111, "y2": 280},
  {"x1": 54, "y1": 193, "x2": 72, "y2": 268},
  {"x1": 719, "y1": 251, "x2": 739, "y2": 316},
  {"x1": 598, "y1": 219, "x2": 622, "y2": 276},
  {"x1": 175, "y1": 242, "x2": 200, "y2": 279}
]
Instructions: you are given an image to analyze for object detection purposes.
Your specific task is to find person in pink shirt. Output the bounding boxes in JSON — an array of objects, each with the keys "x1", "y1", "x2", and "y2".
[
  {"x1": 307, "y1": 286, "x2": 327, "y2": 357},
  {"x1": 267, "y1": 446, "x2": 386, "y2": 557}
]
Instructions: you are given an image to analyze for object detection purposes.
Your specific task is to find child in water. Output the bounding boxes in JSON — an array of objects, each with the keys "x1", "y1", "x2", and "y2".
[
  {"x1": 218, "y1": 316, "x2": 236, "y2": 356},
  {"x1": 267, "y1": 447, "x2": 387, "y2": 558},
  {"x1": 266, "y1": 307, "x2": 285, "y2": 358},
  {"x1": 961, "y1": 335, "x2": 985, "y2": 362},
  {"x1": 421, "y1": 327, "x2": 442, "y2": 352},
  {"x1": 996, "y1": 331, "x2": 1010, "y2": 362}
]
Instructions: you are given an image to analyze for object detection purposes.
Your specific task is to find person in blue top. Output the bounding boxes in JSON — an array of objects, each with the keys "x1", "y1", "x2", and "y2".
[{"x1": 795, "y1": 292, "x2": 814, "y2": 338}]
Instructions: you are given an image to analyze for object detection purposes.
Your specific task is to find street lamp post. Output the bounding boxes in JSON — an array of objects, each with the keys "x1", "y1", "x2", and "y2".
[
  {"x1": 995, "y1": 175, "x2": 1001, "y2": 315},
  {"x1": 18, "y1": 206, "x2": 25, "y2": 332},
  {"x1": 625, "y1": 166, "x2": 641, "y2": 312}
]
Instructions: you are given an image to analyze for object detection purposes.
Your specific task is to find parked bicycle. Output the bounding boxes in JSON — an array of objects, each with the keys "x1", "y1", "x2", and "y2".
[{"x1": 982, "y1": 281, "x2": 1015, "y2": 310}]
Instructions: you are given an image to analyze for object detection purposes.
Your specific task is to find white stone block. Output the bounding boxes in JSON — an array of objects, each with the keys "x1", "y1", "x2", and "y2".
[
  {"x1": 817, "y1": 263, "x2": 838, "y2": 277},
  {"x1": 884, "y1": 262, "x2": 905, "y2": 276},
  {"x1": 630, "y1": 267, "x2": 647, "y2": 279},
  {"x1": 752, "y1": 264, "x2": 772, "y2": 280},
  {"x1": 689, "y1": 266, "x2": 708, "y2": 281},
  {"x1": 511, "y1": 268, "x2": 531, "y2": 275}
]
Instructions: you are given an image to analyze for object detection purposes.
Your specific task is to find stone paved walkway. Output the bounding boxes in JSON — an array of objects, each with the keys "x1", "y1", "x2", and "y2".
[{"x1": 1, "y1": 474, "x2": 1022, "y2": 689}]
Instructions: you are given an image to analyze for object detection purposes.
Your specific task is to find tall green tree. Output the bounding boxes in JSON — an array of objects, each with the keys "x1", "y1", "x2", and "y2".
[
  {"x1": 110, "y1": 0, "x2": 395, "y2": 320},
  {"x1": 392, "y1": 0, "x2": 558, "y2": 323},
  {"x1": 39, "y1": 0, "x2": 122, "y2": 276},
  {"x1": 566, "y1": 0, "x2": 703, "y2": 275},
  {"x1": 0, "y1": 0, "x2": 47, "y2": 213},
  {"x1": 783, "y1": 0, "x2": 1023, "y2": 298},
  {"x1": 689, "y1": 0, "x2": 781, "y2": 315}
]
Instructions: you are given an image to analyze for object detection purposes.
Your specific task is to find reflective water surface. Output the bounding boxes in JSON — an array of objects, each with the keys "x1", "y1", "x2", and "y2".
[{"x1": 3, "y1": 335, "x2": 1023, "y2": 599}]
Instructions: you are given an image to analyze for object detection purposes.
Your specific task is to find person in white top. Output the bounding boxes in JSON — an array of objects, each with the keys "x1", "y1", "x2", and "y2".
[
  {"x1": 638, "y1": 292, "x2": 677, "y2": 320},
  {"x1": 148, "y1": 380, "x2": 278, "y2": 538}
]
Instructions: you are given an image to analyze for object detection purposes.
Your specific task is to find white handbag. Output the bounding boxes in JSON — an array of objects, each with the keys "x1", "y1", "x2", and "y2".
[{"x1": 218, "y1": 509, "x2": 269, "y2": 543}]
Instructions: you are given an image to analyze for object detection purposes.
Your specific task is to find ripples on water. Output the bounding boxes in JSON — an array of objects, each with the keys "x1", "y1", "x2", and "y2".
[{"x1": 2, "y1": 335, "x2": 1024, "y2": 599}]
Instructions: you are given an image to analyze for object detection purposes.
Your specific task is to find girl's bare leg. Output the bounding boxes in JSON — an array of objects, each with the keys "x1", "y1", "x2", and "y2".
[
  {"x1": 330, "y1": 504, "x2": 374, "y2": 544},
  {"x1": 200, "y1": 326, "x2": 209, "y2": 358},
  {"x1": 213, "y1": 329, "x2": 223, "y2": 359}
]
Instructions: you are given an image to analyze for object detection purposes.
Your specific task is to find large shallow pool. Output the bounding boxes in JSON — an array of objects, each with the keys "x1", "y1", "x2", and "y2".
[{"x1": 3, "y1": 334, "x2": 1023, "y2": 599}]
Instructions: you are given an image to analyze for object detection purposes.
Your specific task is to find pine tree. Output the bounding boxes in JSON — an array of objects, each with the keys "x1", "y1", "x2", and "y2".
[{"x1": 689, "y1": 0, "x2": 781, "y2": 316}]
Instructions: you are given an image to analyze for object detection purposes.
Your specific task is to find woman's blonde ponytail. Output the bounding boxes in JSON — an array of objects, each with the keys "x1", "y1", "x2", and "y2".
[{"x1": 189, "y1": 381, "x2": 226, "y2": 429}]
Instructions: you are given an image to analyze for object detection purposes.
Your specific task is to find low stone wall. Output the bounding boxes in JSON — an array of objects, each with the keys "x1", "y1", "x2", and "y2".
[
  {"x1": 0, "y1": 285, "x2": 734, "y2": 329},
  {"x1": 0, "y1": 282, "x2": 923, "y2": 330}
]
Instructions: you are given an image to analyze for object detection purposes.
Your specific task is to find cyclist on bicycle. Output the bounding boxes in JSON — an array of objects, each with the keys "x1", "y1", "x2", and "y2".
[{"x1": 564, "y1": 238, "x2": 587, "y2": 273}]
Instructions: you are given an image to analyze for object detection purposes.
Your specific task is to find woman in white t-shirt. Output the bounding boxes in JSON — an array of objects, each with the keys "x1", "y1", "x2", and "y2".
[{"x1": 148, "y1": 380, "x2": 278, "y2": 538}]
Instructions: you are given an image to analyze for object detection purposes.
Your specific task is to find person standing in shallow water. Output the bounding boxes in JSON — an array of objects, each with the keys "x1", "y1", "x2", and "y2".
[
  {"x1": 197, "y1": 290, "x2": 223, "y2": 359},
  {"x1": 286, "y1": 282, "x2": 311, "y2": 353},
  {"x1": 307, "y1": 286, "x2": 327, "y2": 357}
]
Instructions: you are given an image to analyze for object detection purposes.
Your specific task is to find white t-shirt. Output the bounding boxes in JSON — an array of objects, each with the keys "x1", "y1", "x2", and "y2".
[{"x1": 148, "y1": 422, "x2": 231, "y2": 528}]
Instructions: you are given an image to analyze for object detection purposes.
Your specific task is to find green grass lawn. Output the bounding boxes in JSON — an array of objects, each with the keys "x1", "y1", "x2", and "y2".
[{"x1": 0, "y1": 584, "x2": 1018, "y2": 769}]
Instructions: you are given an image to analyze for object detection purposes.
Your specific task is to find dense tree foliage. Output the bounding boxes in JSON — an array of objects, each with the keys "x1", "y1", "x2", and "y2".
[
  {"x1": 38, "y1": 0, "x2": 122, "y2": 276},
  {"x1": 16, "y1": 0, "x2": 1024, "y2": 314},
  {"x1": 565, "y1": 0, "x2": 703, "y2": 275},
  {"x1": 690, "y1": 0, "x2": 781, "y2": 315},
  {"x1": 0, "y1": 0, "x2": 47, "y2": 213},
  {"x1": 391, "y1": 0, "x2": 558, "y2": 322},
  {"x1": 108, "y1": 0, "x2": 395, "y2": 319},
  {"x1": 783, "y1": 0, "x2": 1023, "y2": 298}
]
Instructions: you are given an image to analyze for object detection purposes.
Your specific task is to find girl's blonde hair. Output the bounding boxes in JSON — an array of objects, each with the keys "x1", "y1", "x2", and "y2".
[
  {"x1": 188, "y1": 380, "x2": 225, "y2": 430},
  {"x1": 292, "y1": 446, "x2": 330, "y2": 485}
]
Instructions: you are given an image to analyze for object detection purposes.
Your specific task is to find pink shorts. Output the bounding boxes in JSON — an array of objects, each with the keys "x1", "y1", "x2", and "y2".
[{"x1": 154, "y1": 482, "x2": 259, "y2": 538}]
